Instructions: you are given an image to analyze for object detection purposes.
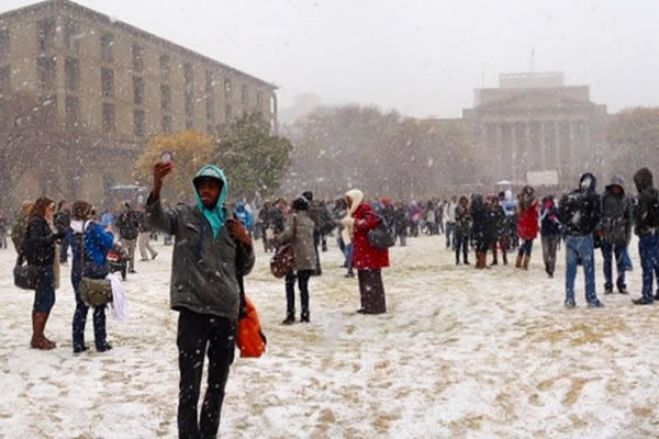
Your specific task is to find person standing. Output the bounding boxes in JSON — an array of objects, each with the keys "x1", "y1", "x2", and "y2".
[
  {"x1": 445, "y1": 195, "x2": 458, "y2": 250},
  {"x1": 598, "y1": 176, "x2": 633, "y2": 295},
  {"x1": 540, "y1": 195, "x2": 561, "y2": 278},
  {"x1": 470, "y1": 194, "x2": 491, "y2": 269},
  {"x1": 137, "y1": 206, "x2": 158, "y2": 261},
  {"x1": 147, "y1": 162, "x2": 254, "y2": 438},
  {"x1": 54, "y1": 200, "x2": 71, "y2": 264},
  {"x1": 271, "y1": 197, "x2": 317, "y2": 324},
  {"x1": 23, "y1": 197, "x2": 64, "y2": 349},
  {"x1": 454, "y1": 196, "x2": 471, "y2": 265},
  {"x1": 631, "y1": 168, "x2": 659, "y2": 305},
  {"x1": 115, "y1": 202, "x2": 140, "y2": 273},
  {"x1": 559, "y1": 173, "x2": 604, "y2": 308},
  {"x1": 516, "y1": 186, "x2": 539, "y2": 270},
  {"x1": 393, "y1": 201, "x2": 408, "y2": 247},
  {"x1": 346, "y1": 189, "x2": 389, "y2": 314},
  {"x1": 489, "y1": 196, "x2": 507, "y2": 266}
]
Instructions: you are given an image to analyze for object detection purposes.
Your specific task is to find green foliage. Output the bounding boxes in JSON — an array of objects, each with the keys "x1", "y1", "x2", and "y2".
[{"x1": 215, "y1": 114, "x2": 292, "y2": 198}]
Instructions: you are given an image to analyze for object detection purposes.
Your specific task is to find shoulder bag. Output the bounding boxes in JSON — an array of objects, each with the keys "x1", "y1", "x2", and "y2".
[
  {"x1": 270, "y1": 215, "x2": 296, "y2": 278},
  {"x1": 79, "y1": 223, "x2": 114, "y2": 307}
]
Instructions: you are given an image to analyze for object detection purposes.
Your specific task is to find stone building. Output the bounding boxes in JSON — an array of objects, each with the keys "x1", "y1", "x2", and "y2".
[
  {"x1": 0, "y1": 0, "x2": 277, "y2": 207},
  {"x1": 462, "y1": 72, "x2": 607, "y2": 184}
]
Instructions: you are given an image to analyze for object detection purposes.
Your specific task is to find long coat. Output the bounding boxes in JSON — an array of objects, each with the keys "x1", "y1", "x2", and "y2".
[
  {"x1": 352, "y1": 202, "x2": 390, "y2": 270},
  {"x1": 273, "y1": 212, "x2": 317, "y2": 271},
  {"x1": 517, "y1": 201, "x2": 539, "y2": 240}
]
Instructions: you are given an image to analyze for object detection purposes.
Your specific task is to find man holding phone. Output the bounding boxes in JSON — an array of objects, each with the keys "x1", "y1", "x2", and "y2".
[{"x1": 146, "y1": 160, "x2": 254, "y2": 438}]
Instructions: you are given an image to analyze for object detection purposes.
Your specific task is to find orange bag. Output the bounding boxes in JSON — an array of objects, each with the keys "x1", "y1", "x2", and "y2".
[{"x1": 237, "y1": 296, "x2": 267, "y2": 358}]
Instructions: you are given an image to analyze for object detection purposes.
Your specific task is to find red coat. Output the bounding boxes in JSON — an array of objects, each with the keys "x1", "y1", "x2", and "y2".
[
  {"x1": 517, "y1": 201, "x2": 539, "y2": 240},
  {"x1": 352, "y1": 202, "x2": 390, "y2": 270}
]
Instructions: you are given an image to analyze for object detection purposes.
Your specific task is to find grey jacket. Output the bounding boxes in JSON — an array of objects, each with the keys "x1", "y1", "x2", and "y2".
[
  {"x1": 146, "y1": 197, "x2": 255, "y2": 320},
  {"x1": 273, "y1": 212, "x2": 317, "y2": 271}
]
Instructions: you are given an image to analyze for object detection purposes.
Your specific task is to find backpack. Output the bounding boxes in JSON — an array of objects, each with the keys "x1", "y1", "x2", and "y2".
[{"x1": 367, "y1": 215, "x2": 395, "y2": 250}]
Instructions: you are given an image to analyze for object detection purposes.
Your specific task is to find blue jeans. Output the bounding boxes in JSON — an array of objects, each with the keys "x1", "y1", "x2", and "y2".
[
  {"x1": 344, "y1": 243, "x2": 354, "y2": 273},
  {"x1": 33, "y1": 265, "x2": 56, "y2": 312},
  {"x1": 638, "y1": 232, "x2": 658, "y2": 302},
  {"x1": 518, "y1": 239, "x2": 534, "y2": 257},
  {"x1": 565, "y1": 235, "x2": 598, "y2": 304},
  {"x1": 71, "y1": 270, "x2": 108, "y2": 351},
  {"x1": 445, "y1": 223, "x2": 455, "y2": 249},
  {"x1": 601, "y1": 242, "x2": 628, "y2": 290}
]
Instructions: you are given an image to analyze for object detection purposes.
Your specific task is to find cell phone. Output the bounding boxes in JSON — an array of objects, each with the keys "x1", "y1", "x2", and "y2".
[{"x1": 160, "y1": 151, "x2": 173, "y2": 164}]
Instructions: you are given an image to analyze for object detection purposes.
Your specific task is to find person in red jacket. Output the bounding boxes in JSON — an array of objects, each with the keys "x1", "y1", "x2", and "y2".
[
  {"x1": 345, "y1": 189, "x2": 389, "y2": 314},
  {"x1": 516, "y1": 185, "x2": 540, "y2": 270}
]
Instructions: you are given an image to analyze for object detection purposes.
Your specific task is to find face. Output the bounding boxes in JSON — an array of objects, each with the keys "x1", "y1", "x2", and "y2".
[
  {"x1": 198, "y1": 179, "x2": 222, "y2": 208},
  {"x1": 612, "y1": 185, "x2": 622, "y2": 195}
]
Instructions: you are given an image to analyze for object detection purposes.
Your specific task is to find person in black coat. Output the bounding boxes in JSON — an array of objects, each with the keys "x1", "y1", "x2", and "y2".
[
  {"x1": 631, "y1": 168, "x2": 659, "y2": 305},
  {"x1": 540, "y1": 195, "x2": 561, "y2": 278},
  {"x1": 454, "y1": 196, "x2": 471, "y2": 265},
  {"x1": 489, "y1": 196, "x2": 507, "y2": 266},
  {"x1": 470, "y1": 194, "x2": 491, "y2": 269},
  {"x1": 23, "y1": 197, "x2": 64, "y2": 350}
]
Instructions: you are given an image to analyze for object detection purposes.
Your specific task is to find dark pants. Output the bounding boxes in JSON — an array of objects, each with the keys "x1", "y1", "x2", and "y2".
[
  {"x1": 601, "y1": 242, "x2": 627, "y2": 291},
  {"x1": 72, "y1": 272, "x2": 107, "y2": 351},
  {"x1": 33, "y1": 265, "x2": 55, "y2": 313},
  {"x1": 541, "y1": 235, "x2": 560, "y2": 275},
  {"x1": 455, "y1": 231, "x2": 469, "y2": 263},
  {"x1": 285, "y1": 270, "x2": 313, "y2": 319},
  {"x1": 357, "y1": 269, "x2": 386, "y2": 314},
  {"x1": 639, "y1": 232, "x2": 658, "y2": 302},
  {"x1": 518, "y1": 239, "x2": 534, "y2": 257},
  {"x1": 177, "y1": 309, "x2": 235, "y2": 439},
  {"x1": 60, "y1": 235, "x2": 69, "y2": 263}
]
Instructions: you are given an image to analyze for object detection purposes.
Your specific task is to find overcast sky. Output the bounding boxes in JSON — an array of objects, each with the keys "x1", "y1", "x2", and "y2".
[{"x1": 4, "y1": 0, "x2": 659, "y2": 118}]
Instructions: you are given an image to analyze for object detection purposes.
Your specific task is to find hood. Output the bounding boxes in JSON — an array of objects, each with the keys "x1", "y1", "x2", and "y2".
[
  {"x1": 193, "y1": 164, "x2": 229, "y2": 238},
  {"x1": 605, "y1": 175, "x2": 625, "y2": 195},
  {"x1": 633, "y1": 167, "x2": 654, "y2": 192},
  {"x1": 579, "y1": 172, "x2": 597, "y2": 193},
  {"x1": 346, "y1": 189, "x2": 364, "y2": 216}
]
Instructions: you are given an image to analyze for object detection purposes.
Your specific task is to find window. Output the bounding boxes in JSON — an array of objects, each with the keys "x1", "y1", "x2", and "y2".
[
  {"x1": 224, "y1": 78, "x2": 232, "y2": 99},
  {"x1": 100, "y1": 34, "x2": 114, "y2": 62},
  {"x1": 134, "y1": 109, "x2": 145, "y2": 137},
  {"x1": 102, "y1": 102, "x2": 115, "y2": 132},
  {"x1": 241, "y1": 84, "x2": 248, "y2": 104},
  {"x1": 37, "y1": 56, "x2": 56, "y2": 90},
  {"x1": 0, "y1": 30, "x2": 9, "y2": 61},
  {"x1": 65, "y1": 19, "x2": 80, "y2": 53},
  {"x1": 65, "y1": 95, "x2": 80, "y2": 127},
  {"x1": 101, "y1": 67, "x2": 114, "y2": 98},
  {"x1": 225, "y1": 104, "x2": 232, "y2": 123},
  {"x1": 37, "y1": 18, "x2": 56, "y2": 53},
  {"x1": 132, "y1": 43, "x2": 144, "y2": 72},
  {"x1": 133, "y1": 76, "x2": 144, "y2": 105},
  {"x1": 0, "y1": 66, "x2": 9, "y2": 97},
  {"x1": 160, "y1": 84, "x2": 171, "y2": 111},
  {"x1": 65, "y1": 58, "x2": 80, "y2": 91},
  {"x1": 161, "y1": 114, "x2": 172, "y2": 133},
  {"x1": 159, "y1": 54, "x2": 170, "y2": 81}
]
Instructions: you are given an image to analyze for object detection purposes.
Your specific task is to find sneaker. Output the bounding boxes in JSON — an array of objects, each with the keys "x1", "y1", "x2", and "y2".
[
  {"x1": 281, "y1": 317, "x2": 295, "y2": 325},
  {"x1": 632, "y1": 298, "x2": 653, "y2": 305},
  {"x1": 587, "y1": 300, "x2": 605, "y2": 308},
  {"x1": 564, "y1": 299, "x2": 576, "y2": 309}
]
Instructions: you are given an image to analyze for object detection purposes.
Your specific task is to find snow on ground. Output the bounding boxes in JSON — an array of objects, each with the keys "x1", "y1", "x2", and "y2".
[{"x1": 1, "y1": 234, "x2": 659, "y2": 438}]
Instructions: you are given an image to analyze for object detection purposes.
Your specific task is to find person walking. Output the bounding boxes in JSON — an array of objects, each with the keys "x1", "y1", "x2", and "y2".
[
  {"x1": 454, "y1": 196, "x2": 471, "y2": 265},
  {"x1": 137, "y1": 206, "x2": 158, "y2": 261},
  {"x1": 516, "y1": 186, "x2": 539, "y2": 270},
  {"x1": 470, "y1": 194, "x2": 491, "y2": 269},
  {"x1": 147, "y1": 162, "x2": 254, "y2": 437},
  {"x1": 540, "y1": 195, "x2": 561, "y2": 278},
  {"x1": 67, "y1": 201, "x2": 115, "y2": 353},
  {"x1": 559, "y1": 173, "x2": 604, "y2": 308},
  {"x1": 631, "y1": 168, "x2": 659, "y2": 305},
  {"x1": 271, "y1": 197, "x2": 317, "y2": 324},
  {"x1": 598, "y1": 176, "x2": 633, "y2": 295},
  {"x1": 346, "y1": 189, "x2": 389, "y2": 314},
  {"x1": 23, "y1": 197, "x2": 64, "y2": 349}
]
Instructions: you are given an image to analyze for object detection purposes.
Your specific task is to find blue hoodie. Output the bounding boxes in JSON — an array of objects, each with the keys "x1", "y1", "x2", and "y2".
[{"x1": 192, "y1": 164, "x2": 229, "y2": 239}]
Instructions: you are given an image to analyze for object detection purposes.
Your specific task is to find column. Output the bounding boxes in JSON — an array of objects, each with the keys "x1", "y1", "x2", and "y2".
[{"x1": 539, "y1": 122, "x2": 547, "y2": 170}]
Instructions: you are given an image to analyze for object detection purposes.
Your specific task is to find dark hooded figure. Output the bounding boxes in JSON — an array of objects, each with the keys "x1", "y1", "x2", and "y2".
[
  {"x1": 470, "y1": 194, "x2": 491, "y2": 269},
  {"x1": 559, "y1": 172, "x2": 603, "y2": 308},
  {"x1": 540, "y1": 195, "x2": 561, "y2": 278},
  {"x1": 631, "y1": 168, "x2": 659, "y2": 305},
  {"x1": 598, "y1": 176, "x2": 633, "y2": 295},
  {"x1": 147, "y1": 162, "x2": 255, "y2": 438}
]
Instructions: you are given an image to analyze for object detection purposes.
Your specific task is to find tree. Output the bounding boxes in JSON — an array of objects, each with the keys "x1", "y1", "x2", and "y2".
[
  {"x1": 136, "y1": 130, "x2": 214, "y2": 202},
  {"x1": 215, "y1": 114, "x2": 292, "y2": 199}
]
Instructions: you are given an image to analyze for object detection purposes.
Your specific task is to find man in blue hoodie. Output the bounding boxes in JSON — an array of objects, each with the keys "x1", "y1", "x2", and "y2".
[{"x1": 147, "y1": 161, "x2": 254, "y2": 438}]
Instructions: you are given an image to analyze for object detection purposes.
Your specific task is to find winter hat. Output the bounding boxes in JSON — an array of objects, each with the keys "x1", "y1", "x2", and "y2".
[
  {"x1": 633, "y1": 168, "x2": 653, "y2": 192},
  {"x1": 292, "y1": 197, "x2": 309, "y2": 211},
  {"x1": 345, "y1": 189, "x2": 364, "y2": 216}
]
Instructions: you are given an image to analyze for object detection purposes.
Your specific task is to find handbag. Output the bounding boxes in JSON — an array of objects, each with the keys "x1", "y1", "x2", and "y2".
[
  {"x1": 13, "y1": 256, "x2": 40, "y2": 290},
  {"x1": 79, "y1": 224, "x2": 113, "y2": 307},
  {"x1": 367, "y1": 214, "x2": 395, "y2": 250},
  {"x1": 236, "y1": 276, "x2": 266, "y2": 358},
  {"x1": 270, "y1": 216, "x2": 296, "y2": 278}
]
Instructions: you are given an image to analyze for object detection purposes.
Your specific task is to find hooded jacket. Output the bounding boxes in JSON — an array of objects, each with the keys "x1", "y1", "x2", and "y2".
[
  {"x1": 146, "y1": 164, "x2": 255, "y2": 320},
  {"x1": 559, "y1": 172, "x2": 602, "y2": 236},
  {"x1": 599, "y1": 176, "x2": 633, "y2": 245},
  {"x1": 517, "y1": 187, "x2": 539, "y2": 240},
  {"x1": 632, "y1": 167, "x2": 659, "y2": 236},
  {"x1": 347, "y1": 189, "x2": 390, "y2": 270}
]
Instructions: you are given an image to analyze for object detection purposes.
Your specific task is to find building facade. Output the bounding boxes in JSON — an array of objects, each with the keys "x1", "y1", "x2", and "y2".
[
  {"x1": 0, "y1": 0, "x2": 277, "y2": 206},
  {"x1": 463, "y1": 72, "x2": 607, "y2": 184}
]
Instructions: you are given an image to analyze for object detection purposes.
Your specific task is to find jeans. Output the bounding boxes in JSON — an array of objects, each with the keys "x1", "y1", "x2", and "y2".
[
  {"x1": 33, "y1": 265, "x2": 56, "y2": 312},
  {"x1": 455, "y1": 231, "x2": 469, "y2": 263},
  {"x1": 518, "y1": 239, "x2": 534, "y2": 257},
  {"x1": 71, "y1": 271, "x2": 107, "y2": 351},
  {"x1": 285, "y1": 270, "x2": 313, "y2": 319},
  {"x1": 638, "y1": 232, "x2": 658, "y2": 302},
  {"x1": 445, "y1": 222, "x2": 455, "y2": 249},
  {"x1": 344, "y1": 243, "x2": 354, "y2": 273},
  {"x1": 565, "y1": 235, "x2": 598, "y2": 304},
  {"x1": 601, "y1": 242, "x2": 628, "y2": 291},
  {"x1": 177, "y1": 309, "x2": 235, "y2": 439},
  {"x1": 541, "y1": 235, "x2": 560, "y2": 275}
]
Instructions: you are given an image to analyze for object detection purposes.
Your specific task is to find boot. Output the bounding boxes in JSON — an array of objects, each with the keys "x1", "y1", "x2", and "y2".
[
  {"x1": 31, "y1": 312, "x2": 55, "y2": 350},
  {"x1": 522, "y1": 255, "x2": 530, "y2": 270},
  {"x1": 515, "y1": 253, "x2": 523, "y2": 269}
]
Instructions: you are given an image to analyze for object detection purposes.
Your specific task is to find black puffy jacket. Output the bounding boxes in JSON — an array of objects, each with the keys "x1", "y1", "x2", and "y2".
[
  {"x1": 559, "y1": 173, "x2": 601, "y2": 236},
  {"x1": 633, "y1": 168, "x2": 659, "y2": 236},
  {"x1": 24, "y1": 215, "x2": 57, "y2": 267}
]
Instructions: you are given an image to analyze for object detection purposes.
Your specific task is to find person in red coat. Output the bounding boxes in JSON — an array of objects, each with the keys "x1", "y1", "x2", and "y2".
[
  {"x1": 345, "y1": 189, "x2": 389, "y2": 314},
  {"x1": 516, "y1": 185, "x2": 540, "y2": 270}
]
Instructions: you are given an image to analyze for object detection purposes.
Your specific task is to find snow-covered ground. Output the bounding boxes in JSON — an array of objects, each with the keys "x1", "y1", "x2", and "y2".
[{"x1": 1, "y1": 234, "x2": 658, "y2": 438}]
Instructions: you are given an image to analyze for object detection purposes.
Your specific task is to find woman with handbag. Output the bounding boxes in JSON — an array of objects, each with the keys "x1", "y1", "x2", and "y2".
[
  {"x1": 23, "y1": 197, "x2": 64, "y2": 350},
  {"x1": 271, "y1": 197, "x2": 317, "y2": 324},
  {"x1": 346, "y1": 189, "x2": 390, "y2": 315},
  {"x1": 67, "y1": 201, "x2": 115, "y2": 353}
]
